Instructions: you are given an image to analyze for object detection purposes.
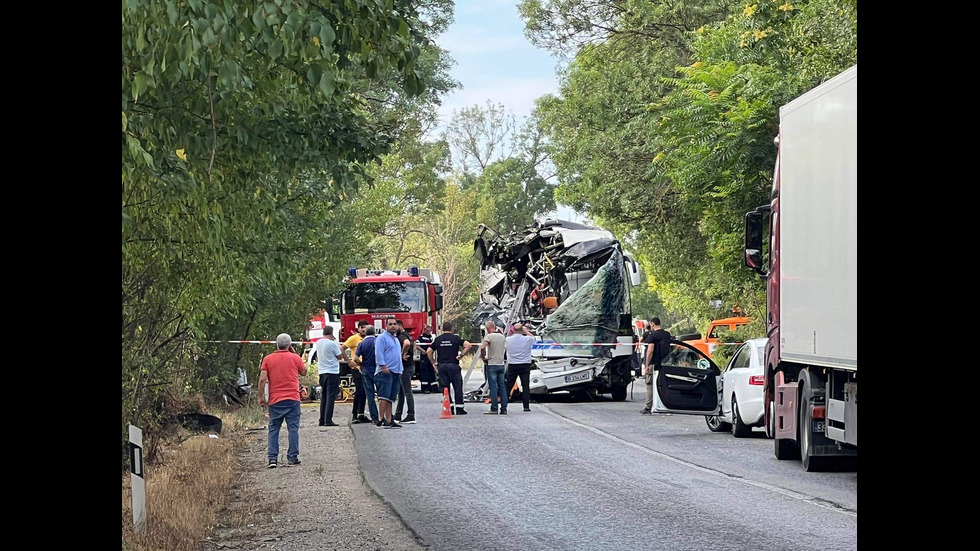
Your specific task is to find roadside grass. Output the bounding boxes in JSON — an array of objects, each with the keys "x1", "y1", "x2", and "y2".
[{"x1": 122, "y1": 400, "x2": 277, "y2": 551}]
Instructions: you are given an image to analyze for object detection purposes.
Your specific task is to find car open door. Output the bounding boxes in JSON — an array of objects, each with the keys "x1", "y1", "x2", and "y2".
[{"x1": 651, "y1": 340, "x2": 722, "y2": 415}]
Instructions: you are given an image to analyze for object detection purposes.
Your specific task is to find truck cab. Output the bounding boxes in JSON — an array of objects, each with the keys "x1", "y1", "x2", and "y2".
[
  {"x1": 680, "y1": 316, "x2": 751, "y2": 359},
  {"x1": 339, "y1": 267, "x2": 443, "y2": 358}
]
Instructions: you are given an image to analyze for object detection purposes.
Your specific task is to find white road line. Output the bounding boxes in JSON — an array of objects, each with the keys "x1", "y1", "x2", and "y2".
[{"x1": 537, "y1": 404, "x2": 857, "y2": 518}]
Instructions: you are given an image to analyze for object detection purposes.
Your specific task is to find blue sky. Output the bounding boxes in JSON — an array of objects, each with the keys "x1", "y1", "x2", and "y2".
[
  {"x1": 433, "y1": 1, "x2": 589, "y2": 224},
  {"x1": 433, "y1": 0, "x2": 560, "y2": 131}
]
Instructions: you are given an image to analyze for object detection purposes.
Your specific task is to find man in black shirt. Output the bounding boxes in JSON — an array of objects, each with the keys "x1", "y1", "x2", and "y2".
[
  {"x1": 426, "y1": 320, "x2": 474, "y2": 414},
  {"x1": 641, "y1": 317, "x2": 672, "y2": 415}
]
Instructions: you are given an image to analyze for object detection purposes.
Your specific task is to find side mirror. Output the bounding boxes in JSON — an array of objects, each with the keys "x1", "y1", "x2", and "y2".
[
  {"x1": 744, "y1": 208, "x2": 769, "y2": 277},
  {"x1": 435, "y1": 295, "x2": 444, "y2": 310},
  {"x1": 433, "y1": 284, "x2": 443, "y2": 295},
  {"x1": 625, "y1": 253, "x2": 642, "y2": 287}
]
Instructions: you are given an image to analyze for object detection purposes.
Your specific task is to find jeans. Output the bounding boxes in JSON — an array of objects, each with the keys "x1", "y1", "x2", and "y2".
[
  {"x1": 438, "y1": 363, "x2": 464, "y2": 406},
  {"x1": 320, "y1": 373, "x2": 339, "y2": 424},
  {"x1": 361, "y1": 367, "x2": 379, "y2": 421},
  {"x1": 395, "y1": 361, "x2": 416, "y2": 418},
  {"x1": 486, "y1": 364, "x2": 507, "y2": 412},
  {"x1": 505, "y1": 363, "x2": 531, "y2": 409},
  {"x1": 351, "y1": 369, "x2": 366, "y2": 418},
  {"x1": 267, "y1": 400, "x2": 301, "y2": 463}
]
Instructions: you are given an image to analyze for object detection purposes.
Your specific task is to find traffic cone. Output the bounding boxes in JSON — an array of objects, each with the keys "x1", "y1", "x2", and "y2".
[{"x1": 440, "y1": 388, "x2": 454, "y2": 419}]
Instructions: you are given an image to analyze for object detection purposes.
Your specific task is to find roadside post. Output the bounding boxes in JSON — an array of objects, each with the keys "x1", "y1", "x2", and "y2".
[{"x1": 129, "y1": 424, "x2": 146, "y2": 533}]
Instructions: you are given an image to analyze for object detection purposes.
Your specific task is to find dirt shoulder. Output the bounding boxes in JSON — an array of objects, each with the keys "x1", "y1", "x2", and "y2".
[{"x1": 200, "y1": 402, "x2": 426, "y2": 550}]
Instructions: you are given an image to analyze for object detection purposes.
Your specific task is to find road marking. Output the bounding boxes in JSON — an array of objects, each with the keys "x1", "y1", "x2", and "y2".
[{"x1": 537, "y1": 405, "x2": 857, "y2": 518}]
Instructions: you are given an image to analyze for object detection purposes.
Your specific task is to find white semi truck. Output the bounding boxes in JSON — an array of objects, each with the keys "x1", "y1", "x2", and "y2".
[{"x1": 744, "y1": 65, "x2": 858, "y2": 471}]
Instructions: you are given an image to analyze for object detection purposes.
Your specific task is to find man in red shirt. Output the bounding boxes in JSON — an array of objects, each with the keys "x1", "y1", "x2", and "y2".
[{"x1": 258, "y1": 333, "x2": 308, "y2": 468}]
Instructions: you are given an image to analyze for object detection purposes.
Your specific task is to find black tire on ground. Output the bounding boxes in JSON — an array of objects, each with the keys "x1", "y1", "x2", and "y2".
[
  {"x1": 705, "y1": 415, "x2": 731, "y2": 432},
  {"x1": 611, "y1": 385, "x2": 628, "y2": 401},
  {"x1": 732, "y1": 398, "x2": 752, "y2": 438},
  {"x1": 800, "y1": 391, "x2": 826, "y2": 472}
]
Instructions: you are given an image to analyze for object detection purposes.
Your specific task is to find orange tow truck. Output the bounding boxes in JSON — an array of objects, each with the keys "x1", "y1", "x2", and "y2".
[{"x1": 680, "y1": 316, "x2": 750, "y2": 359}]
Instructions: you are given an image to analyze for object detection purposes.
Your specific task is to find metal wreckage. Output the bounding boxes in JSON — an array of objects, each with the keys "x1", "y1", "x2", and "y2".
[{"x1": 469, "y1": 219, "x2": 642, "y2": 401}]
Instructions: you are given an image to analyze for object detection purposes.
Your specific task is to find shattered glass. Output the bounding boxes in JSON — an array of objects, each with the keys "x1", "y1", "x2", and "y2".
[{"x1": 538, "y1": 250, "x2": 627, "y2": 357}]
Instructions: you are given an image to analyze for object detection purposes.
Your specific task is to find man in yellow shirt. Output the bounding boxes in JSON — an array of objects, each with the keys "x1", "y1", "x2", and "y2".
[{"x1": 341, "y1": 320, "x2": 371, "y2": 424}]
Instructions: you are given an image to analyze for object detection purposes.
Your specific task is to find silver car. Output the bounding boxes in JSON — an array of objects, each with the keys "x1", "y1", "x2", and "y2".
[{"x1": 705, "y1": 337, "x2": 768, "y2": 437}]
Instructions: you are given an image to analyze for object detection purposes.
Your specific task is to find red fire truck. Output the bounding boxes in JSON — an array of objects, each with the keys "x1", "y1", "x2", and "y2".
[
  {"x1": 339, "y1": 266, "x2": 443, "y2": 344},
  {"x1": 305, "y1": 266, "x2": 443, "y2": 379}
]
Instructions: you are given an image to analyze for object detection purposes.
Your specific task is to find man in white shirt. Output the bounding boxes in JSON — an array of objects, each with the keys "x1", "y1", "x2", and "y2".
[
  {"x1": 315, "y1": 326, "x2": 345, "y2": 428},
  {"x1": 504, "y1": 322, "x2": 536, "y2": 412}
]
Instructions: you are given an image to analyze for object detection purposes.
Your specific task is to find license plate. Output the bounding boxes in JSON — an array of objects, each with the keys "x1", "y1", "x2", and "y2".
[
  {"x1": 565, "y1": 371, "x2": 590, "y2": 383},
  {"x1": 813, "y1": 420, "x2": 825, "y2": 433}
]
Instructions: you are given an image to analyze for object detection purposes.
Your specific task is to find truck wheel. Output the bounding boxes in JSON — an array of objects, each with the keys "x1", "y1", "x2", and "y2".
[
  {"x1": 732, "y1": 398, "x2": 752, "y2": 438},
  {"x1": 800, "y1": 391, "x2": 826, "y2": 472},
  {"x1": 611, "y1": 385, "x2": 628, "y2": 401},
  {"x1": 705, "y1": 415, "x2": 731, "y2": 432}
]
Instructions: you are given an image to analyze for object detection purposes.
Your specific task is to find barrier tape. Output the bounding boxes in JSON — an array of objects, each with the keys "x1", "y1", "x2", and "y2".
[
  {"x1": 205, "y1": 340, "x2": 315, "y2": 345},
  {"x1": 205, "y1": 339, "x2": 744, "y2": 347}
]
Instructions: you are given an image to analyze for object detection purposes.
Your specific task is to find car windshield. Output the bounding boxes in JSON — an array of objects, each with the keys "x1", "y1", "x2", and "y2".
[{"x1": 343, "y1": 282, "x2": 425, "y2": 313}]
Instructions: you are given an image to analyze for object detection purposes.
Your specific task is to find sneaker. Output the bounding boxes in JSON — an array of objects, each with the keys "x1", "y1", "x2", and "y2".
[
  {"x1": 640, "y1": 409, "x2": 652, "y2": 415},
  {"x1": 402, "y1": 416, "x2": 417, "y2": 424},
  {"x1": 322, "y1": 421, "x2": 339, "y2": 427},
  {"x1": 523, "y1": 407, "x2": 531, "y2": 412},
  {"x1": 484, "y1": 410, "x2": 498, "y2": 415},
  {"x1": 379, "y1": 420, "x2": 390, "y2": 428},
  {"x1": 351, "y1": 418, "x2": 367, "y2": 424},
  {"x1": 355, "y1": 415, "x2": 371, "y2": 423},
  {"x1": 456, "y1": 408, "x2": 468, "y2": 415},
  {"x1": 384, "y1": 421, "x2": 403, "y2": 429},
  {"x1": 267, "y1": 461, "x2": 278, "y2": 469},
  {"x1": 500, "y1": 410, "x2": 507, "y2": 415},
  {"x1": 287, "y1": 459, "x2": 301, "y2": 466}
]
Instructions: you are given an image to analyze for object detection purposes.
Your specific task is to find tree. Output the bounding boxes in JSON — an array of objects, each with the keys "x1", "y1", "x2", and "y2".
[
  {"x1": 121, "y1": 0, "x2": 451, "y2": 463},
  {"x1": 524, "y1": 0, "x2": 856, "y2": 328},
  {"x1": 444, "y1": 100, "x2": 517, "y2": 175}
]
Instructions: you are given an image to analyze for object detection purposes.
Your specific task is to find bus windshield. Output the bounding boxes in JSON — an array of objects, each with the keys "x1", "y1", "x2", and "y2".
[{"x1": 343, "y1": 281, "x2": 426, "y2": 313}]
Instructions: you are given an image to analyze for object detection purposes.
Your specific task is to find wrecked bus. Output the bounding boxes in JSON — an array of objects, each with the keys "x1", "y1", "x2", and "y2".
[{"x1": 472, "y1": 219, "x2": 642, "y2": 400}]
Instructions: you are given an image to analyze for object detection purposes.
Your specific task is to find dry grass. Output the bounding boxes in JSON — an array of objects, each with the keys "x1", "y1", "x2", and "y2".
[{"x1": 121, "y1": 403, "x2": 275, "y2": 551}]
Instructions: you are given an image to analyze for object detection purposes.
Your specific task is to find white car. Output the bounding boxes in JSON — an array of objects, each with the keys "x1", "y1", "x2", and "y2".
[{"x1": 704, "y1": 337, "x2": 767, "y2": 437}]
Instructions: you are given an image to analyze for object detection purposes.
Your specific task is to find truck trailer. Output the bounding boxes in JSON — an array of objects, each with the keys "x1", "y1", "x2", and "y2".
[{"x1": 744, "y1": 65, "x2": 857, "y2": 471}]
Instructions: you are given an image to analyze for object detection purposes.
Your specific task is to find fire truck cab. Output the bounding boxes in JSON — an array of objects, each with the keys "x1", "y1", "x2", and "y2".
[{"x1": 339, "y1": 267, "x2": 443, "y2": 362}]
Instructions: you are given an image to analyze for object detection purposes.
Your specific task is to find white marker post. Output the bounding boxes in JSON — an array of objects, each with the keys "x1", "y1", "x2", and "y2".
[{"x1": 129, "y1": 424, "x2": 146, "y2": 533}]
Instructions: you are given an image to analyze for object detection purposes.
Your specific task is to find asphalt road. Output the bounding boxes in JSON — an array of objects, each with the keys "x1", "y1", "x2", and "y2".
[{"x1": 354, "y1": 375, "x2": 857, "y2": 550}]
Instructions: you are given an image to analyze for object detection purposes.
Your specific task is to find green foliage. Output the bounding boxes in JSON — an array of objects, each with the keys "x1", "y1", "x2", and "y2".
[
  {"x1": 525, "y1": 0, "x2": 856, "y2": 331},
  {"x1": 122, "y1": 0, "x2": 454, "y2": 461},
  {"x1": 472, "y1": 158, "x2": 556, "y2": 233}
]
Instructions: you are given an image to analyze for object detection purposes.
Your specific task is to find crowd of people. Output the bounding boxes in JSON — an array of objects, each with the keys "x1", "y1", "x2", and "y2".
[{"x1": 259, "y1": 317, "x2": 674, "y2": 466}]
